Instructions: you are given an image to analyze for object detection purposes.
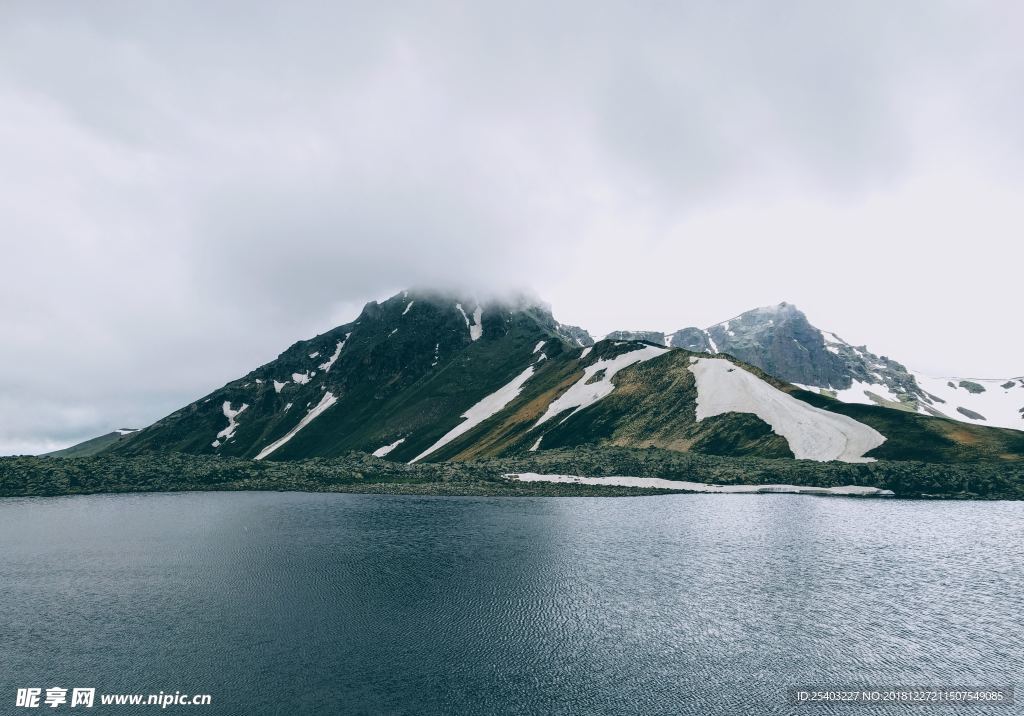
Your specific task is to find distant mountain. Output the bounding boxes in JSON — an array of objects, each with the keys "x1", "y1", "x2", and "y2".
[
  {"x1": 43, "y1": 429, "x2": 138, "y2": 458},
  {"x1": 662, "y1": 303, "x2": 1023, "y2": 431},
  {"x1": 606, "y1": 330, "x2": 666, "y2": 345},
  {"x1": 108, "y1": 290, "x2": 1023, "y2": 465}
]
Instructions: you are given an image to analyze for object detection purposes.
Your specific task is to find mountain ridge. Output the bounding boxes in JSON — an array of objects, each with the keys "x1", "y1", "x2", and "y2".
[{"x1": 102, "y1": 288, "x2": 1023, "y2": 467}]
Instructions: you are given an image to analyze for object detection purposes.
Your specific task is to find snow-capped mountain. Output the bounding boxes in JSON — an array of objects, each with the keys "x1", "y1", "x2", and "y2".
[
  {"x1": 637, "y1": 302, "x2": 1023, "y2": 431},
  {"x1": 110, "y1": 289, "x2": 1024, "y2": 465}
]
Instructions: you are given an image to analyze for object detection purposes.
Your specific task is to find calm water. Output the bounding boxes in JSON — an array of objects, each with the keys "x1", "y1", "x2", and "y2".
[{"x1": 1, "y1": 492, "x2": 1022, "y2": 715}]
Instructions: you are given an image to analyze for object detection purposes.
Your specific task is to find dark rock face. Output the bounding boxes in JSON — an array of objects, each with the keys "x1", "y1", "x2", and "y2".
[
  {"x1": 958, "y1": 380, "x2": 986, "y2": 394},
  {"x1": 717, "y1": 304, "x2": 848, "y2": 388},
  {"x1": 669, "y1": 327, "x2": 711, "y2": 352}
]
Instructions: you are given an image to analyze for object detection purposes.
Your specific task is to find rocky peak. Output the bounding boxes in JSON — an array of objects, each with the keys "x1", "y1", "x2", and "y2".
[{"x1": 605, "y1": 330, "x2": 666, "y2": 345}]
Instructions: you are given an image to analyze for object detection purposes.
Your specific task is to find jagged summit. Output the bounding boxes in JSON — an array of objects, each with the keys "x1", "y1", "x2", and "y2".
[
  {"x1": 605, "y1": 330, "x2": 667, "y2": 345},
  {"x1": 382, "y1": 288, "x2": 594, "y2": 347}
]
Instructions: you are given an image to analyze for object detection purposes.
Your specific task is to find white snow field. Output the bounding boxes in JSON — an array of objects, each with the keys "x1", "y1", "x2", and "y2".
[
  {"x1": 255, "y1": 392, "x2": 338, "y2": 460},
  {"x1": 796, "y1": 370, "x2": 1024, "y2": 431},
  {"x1": 372, "y1": 437, "x2": 406, "y2": 457},
  {"x1": 411, "y1": 365, "x2": 536, "y2": 463},
  {"x1": 808, "y1": 327, "x2": 1023, "y2": 431},
  {"x1": 535, "y1": 344, "x2": 668, "y2": 427},
  {"x1": 508, "y1": 473, "x2": 894, "y2": 496},
  {"x1": 912, "y1": 373, "x2": 1024, "y2": 430},
  {"x1": 690, "y1": 357, "x2": 885, "y2": 463}
]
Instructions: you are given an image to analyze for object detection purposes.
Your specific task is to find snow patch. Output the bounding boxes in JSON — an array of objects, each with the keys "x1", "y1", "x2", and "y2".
[
  {"x1": 255, "y1": 392, "x2": 337, "y2": 460},
  {"x1": 529, "y1": 436, "x2": 543, "y2": 452},
  {"x1": 292, "y1": 371, "x2": 312, "y2": 385},
  {"x1": 455, "y1": 303, "x2": 483, "y2": 341},
  {"x1": 533, "y1": 340, "x2": 546, "y2": 354},
  {"x1": 821, "y1": 331, "x2": 846, "y2": 346},
  {"x1": 580, "y1": 346, "x2": 593, "y2": 359},
  {"x1": 411, "y1": 365, "x2": 536, "y2": 463},
  {"x1": 274, "y1": 380, "x2": 288, "y2": 393},
  {"x1": 372, "y1": 438, "x2": 406, "y2": 457},
  {"x1": 706, "y1": 331, "x2": 719, "y2": 354},
  {"x1": 402, "y1": 300, "x2": 414, "y2": 316},
  {"x1": 470, "y1": 306, "x2": 483, "y2": 340},
  {"x1": 319, "y1": 333, "x2": 350, "y2": 373},
  {"x1": 791, "y1": 382, "x2": 820, "y2": 393},
  {"x1": 690, "y1": 357, "x2": 885, "y2": 463},
  {"x1": 508, "y1": 473, "x2": 893, "y2": 496},
  {"x1": 308, "y1": 351, "x2": 320, "y2": 359},
  {"x1": 536, "y1": 345, "x2": 669, "y2": 427},
  {"x1": 216, "y1": 401, "x2": 249, "y2": 444}
]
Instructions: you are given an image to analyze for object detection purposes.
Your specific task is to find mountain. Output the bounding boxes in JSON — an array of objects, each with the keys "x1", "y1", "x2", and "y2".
[
  {"x1": 116, "y1": 290, "x2": 594, "y2": 462},
  {"x1": 109, "y1": 289, "x2": 1024, "y2": 465},
  {"x1": 662, "y1": 303, "x2": 1024, "y2": 431},
  {"x1": 43, "y1": 429, "x2": 138, "y2": 458}
]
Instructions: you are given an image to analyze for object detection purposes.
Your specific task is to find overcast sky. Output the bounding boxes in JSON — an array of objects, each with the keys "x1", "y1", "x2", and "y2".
[{"x1": 2, "y1": 1, "x2": 1022, "y2": 454}]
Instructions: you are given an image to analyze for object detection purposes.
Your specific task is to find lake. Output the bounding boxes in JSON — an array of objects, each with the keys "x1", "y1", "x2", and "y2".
[{"x1": 1, "y1": 492, "x2": 1021, "y2": 714}]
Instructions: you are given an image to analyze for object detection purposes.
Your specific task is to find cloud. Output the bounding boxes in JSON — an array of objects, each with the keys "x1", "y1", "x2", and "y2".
[{"x1": 1, "y1": 1, "x2": 1022, "y2": 452}]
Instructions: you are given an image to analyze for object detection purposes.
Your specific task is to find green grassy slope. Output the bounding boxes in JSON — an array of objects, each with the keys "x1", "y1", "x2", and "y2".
[
  {"x1": 786, "y1": 387, "x2": 1024, "y2": 462},
  {"x1": 42, "y1": 431, "x2": 136, "y2": 458}
]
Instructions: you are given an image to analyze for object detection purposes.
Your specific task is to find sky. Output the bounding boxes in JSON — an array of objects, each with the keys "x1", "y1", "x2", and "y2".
[{"x1": 1, "y1": 1, "x2": 1022, "y2": 454}]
